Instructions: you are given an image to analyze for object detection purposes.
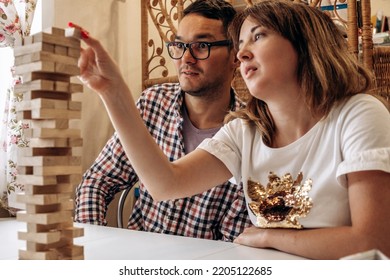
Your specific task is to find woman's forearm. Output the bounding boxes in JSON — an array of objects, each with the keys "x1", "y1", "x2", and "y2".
[{"x1": 99, "y1": 84, "x2": 179, "y2": 200}]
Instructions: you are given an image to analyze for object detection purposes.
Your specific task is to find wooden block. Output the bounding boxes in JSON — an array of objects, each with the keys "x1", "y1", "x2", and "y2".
[
  {"x1": 68, "y1": 47, "x2": 81, "y2": 58},
  {"x1": 56, "y1": 244, "x2": 84, "y2": 259},
  {"x1": 17, "y1": 210, "x2": 73, "y2": 224},
  {"x1": 14, "y1": 42, "x2": 54, "y2": 56},
  {"x1": 28, "y1": 138, "x2": 74, "y2": 148},
  {"x1": 69, "y1": 83, "x2": 83, "y2": 93},
  {"x1": 18, "y1": 98, "x2": 68, "y2": 111},
  {"x1": 25, "y1": 238, "x2": 71, "y2": 251},
  {"x1": 62, "y1": 227, "x2": 84, "y2": 239},
  {"x1": 14, "y1": 61, "x2": 55, "y2": 75},
  {"x1": 68, "y1": 138, "x2": 83, "y2": 147},
  {"x1": 55, "y1": 62, "x2": 80, "y2": 76},
  {"x1": 14, "y1": 61, "x2": 80, "y2": 76},
  {"x1": 16, "y1": 111, "x2": 31, "y2": 120},
  {"x1": 57, "y1": 174, "x2": 82, "y2": 185},
  {"x1": 27, "y1": 108, "x2": 81, "y2": 119},
  {"x1": 63, "y1": 254, "x2": 84, "y2": 260},
  {"x1": 16, "y1": 193, "x2": 71, "y2": 205},
  {"x1": 14, "y1": 51, "x2": 78, "y2": 66},
  {"x1": 29, "y1": 128, "x2": 81, "y2": 138},
  {"x1": 54, "y1": 81, "x2": 74, "y2": 92},
  {"x1": 26, "y1": 200, "x2": 74, "y2": 213},
  {"x1": 27, "y1": 222, "x2": 70, "y2": 233},
  {"x1": 17, "y1": 175, "x2": 57, "y2": 186},
  {"x1": 57, "y1": 220, "x2": 74, "y2": 229},
  {"x1": 31, "y1": 165, "x2": 82, "y2": 176},
  {"x1": 24, "y1": 184, "x2": 74, "y2": 195},
  {"x1": 21, "y1": 72, "x2": 70, "y2": 83},
  {"x1": 15, "y1": 79, "x2": 54, "y2": 92},
  {"x1": 55, "y1": 45, "x2": 67, "y2": 55},
  {"x1": 43, "y1": 27, "x2": 65, "y2": 36},
  {"x1": 19, "y1": 248, "x2": 59, "y2": 260},
  {"x1": 65, "y1": 27, "x2": 82, "y2": 39},
  {"x1": 69, "y1": 101, "x2": 82, "y2": 111},
  {"x1": 18, "y1": 166, "x2": 32, "y2": 175},
  {"x1": 18, "y1": 155, "x2": 81, "y2": 166},
  {"x1": 23, "y1": 35, "x2": 33, "y2": 45},
  {"x1": 18, "y1": 230, "x2": 61, "y2": 244},
  {"x1": 18, "y1": 147, "x2": 72, "y2": 157},
  {"x1": 29, "y1": 119, "x2": 69, "y2": 129},
  {"x1": 15, "y1": 79, "x2": 82, "y2": 94},
  {"x1": 32, "y1": 32, "x2": 80, "y2": 49},
  {"x1": 22, "y1": 91, "x2": 72, "y2": 101}
]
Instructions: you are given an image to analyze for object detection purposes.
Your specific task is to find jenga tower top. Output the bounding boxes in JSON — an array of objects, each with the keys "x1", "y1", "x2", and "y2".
[{"x1": 14, "y1": 27, "x2": 82, "y2": 78}]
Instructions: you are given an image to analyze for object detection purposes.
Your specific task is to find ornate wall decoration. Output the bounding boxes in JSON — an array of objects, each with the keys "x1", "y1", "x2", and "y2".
[{"x1": 142, "y1": 0, "x2": 195, "y2": 89}]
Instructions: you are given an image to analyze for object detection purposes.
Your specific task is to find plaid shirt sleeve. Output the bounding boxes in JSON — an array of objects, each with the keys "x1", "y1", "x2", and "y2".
[
  {"x1": 74, "y1": 133, "x2": 139, "y2": 225},
  {"x1": 217, "y1": 182, "x2": 252, "y2": 241}
]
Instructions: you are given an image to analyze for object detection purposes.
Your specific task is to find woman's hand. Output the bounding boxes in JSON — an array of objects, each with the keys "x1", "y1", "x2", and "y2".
[
  {"x1": 234, "y1": 226, "x2": 269, "y2": 248},
  {"x1": 73, "y1": 24, "x2": 125, "y2": 97}
]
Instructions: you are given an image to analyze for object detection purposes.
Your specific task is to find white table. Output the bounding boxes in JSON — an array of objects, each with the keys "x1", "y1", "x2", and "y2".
[{"x1": 0, "y1": 218, "x2": 305, "y2": 260}]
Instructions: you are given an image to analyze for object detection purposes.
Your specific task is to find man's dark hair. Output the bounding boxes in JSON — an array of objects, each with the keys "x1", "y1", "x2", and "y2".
[{"x1": 183, "y1": 0, "x2": 236, "y2": 37}]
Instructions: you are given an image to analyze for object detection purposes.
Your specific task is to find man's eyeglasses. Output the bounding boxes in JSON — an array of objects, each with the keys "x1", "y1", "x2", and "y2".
[{"x1": 166, "y1": 40, "x2": 231, "y2": 60}]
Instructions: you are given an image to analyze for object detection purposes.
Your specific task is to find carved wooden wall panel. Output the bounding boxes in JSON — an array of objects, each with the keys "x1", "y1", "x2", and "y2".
[
  {"x1": 140, "y1": 0, "x2": 377, "y2": 94},
  {"x1": 141, "y1": 0, "x2": 194, "y2": 89},
  {"x1": 140, "y1": 0, "x2": 350, "y2": 90}
]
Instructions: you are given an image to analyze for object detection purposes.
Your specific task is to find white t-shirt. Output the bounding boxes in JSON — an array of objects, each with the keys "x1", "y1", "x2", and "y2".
[{"x1": 198, "y1": 94, "x2": 390, "y2": 228}]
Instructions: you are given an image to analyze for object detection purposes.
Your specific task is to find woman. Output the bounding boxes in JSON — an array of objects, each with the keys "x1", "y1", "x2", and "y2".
[{"x1": 77, "y1": 0, "x2": 390, "y2": 259}]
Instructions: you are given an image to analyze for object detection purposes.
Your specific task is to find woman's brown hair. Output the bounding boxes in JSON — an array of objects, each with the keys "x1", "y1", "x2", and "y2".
[{"x1": 228, "y1": 0, "x2": 372, "y2": 146}]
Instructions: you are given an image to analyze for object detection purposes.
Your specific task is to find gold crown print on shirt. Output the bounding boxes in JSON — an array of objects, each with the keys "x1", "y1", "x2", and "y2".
[{"x1": 247, "y1": 172, "x2": 313, "y2": 229}]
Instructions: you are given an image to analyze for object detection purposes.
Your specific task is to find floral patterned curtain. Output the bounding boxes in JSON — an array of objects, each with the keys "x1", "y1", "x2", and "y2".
[{"x1": 0, "y1": 0, "x2": 37, "y2": 214}]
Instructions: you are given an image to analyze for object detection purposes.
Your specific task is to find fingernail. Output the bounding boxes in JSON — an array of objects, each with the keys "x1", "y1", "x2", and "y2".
[
  {"x1": 68, "y1": 22, "x2": 85, "y2": 32},
  {"x1": 81, "y1": 30, "x2": 89, "y2": 39},
  {"x1": 68, "y1": 22, "x2": 89, "y2": 39}
]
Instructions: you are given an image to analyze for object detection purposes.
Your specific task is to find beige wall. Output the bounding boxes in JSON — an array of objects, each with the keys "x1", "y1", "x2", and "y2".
[
  {"x1": 52, "y1": 0, "x2": 142, "y2": 172},
  {"x1": 372, "y1": 0, "x2": 390, "y2": 15}
]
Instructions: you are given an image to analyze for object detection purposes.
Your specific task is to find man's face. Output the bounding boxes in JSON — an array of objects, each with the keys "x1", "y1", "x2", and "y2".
[{"x1": 173, "y1": 14, "x2": 237, "y2": 96}]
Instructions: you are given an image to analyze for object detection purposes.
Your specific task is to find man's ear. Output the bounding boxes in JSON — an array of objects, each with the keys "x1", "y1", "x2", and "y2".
[
  {"x1": 233, "y1": 55, "x2": 240, "y2": 68},
  {"x1": 229, "y1": 49, "x2": 240, "y2": 68}
]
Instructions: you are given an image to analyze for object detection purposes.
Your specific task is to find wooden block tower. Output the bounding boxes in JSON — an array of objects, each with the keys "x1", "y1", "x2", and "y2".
[{"x1": 13, "y1": 27, "x2": 84, "y2": 260}]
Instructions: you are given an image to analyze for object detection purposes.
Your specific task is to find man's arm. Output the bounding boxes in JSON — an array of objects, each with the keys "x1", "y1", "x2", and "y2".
[
  {"x1": 219, "y1": 182, "x2": 251, "y2": 241},
  {"x1": 74, "y1": 133, "x2": 139, "y2": 225}
]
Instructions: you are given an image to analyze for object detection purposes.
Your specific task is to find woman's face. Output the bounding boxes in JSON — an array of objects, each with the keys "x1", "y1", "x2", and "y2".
[{"x1": 236, "y1": 17, "x2": 299, "y2": 104}]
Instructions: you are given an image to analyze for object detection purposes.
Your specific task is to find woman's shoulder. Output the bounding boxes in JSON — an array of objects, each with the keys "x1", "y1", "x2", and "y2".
[
  {"x1": 224, "y1": 117, "x2": 257, "y2": 133},
  {"x1": 343, "y1": 93, "x2": 387, "y2": 109},
  {"x1": 334, "y1": 93, "x2": 389, "y2": 119}
]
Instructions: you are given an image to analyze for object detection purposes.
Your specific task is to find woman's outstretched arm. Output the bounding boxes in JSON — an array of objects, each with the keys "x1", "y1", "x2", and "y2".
[{"x1": 78, "y1": 33, "x2": 232, "y2": 201}]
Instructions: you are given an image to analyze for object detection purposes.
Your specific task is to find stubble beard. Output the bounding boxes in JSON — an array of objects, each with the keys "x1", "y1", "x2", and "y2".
[{"x1": 181, "y1": 78, "x2": 226, "y2": 101}]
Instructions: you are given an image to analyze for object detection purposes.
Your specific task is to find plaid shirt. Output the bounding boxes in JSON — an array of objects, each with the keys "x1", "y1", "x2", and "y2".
[{"x1": 74, "y1": 83, "x2": 251, "y2": 241}]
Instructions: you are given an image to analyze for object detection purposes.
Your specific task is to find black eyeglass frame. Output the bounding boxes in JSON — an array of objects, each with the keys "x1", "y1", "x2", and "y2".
[{"x1": 166, "y1": 40, "x2": 231, "y2": 60}]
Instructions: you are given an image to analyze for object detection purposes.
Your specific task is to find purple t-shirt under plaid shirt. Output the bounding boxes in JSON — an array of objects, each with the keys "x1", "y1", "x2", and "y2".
[{"x1": 74, "y1": 83, "x2": 251, "y2": 241}]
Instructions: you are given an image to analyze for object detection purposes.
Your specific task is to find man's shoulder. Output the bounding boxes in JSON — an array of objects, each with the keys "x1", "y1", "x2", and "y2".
[
  {"x1": 137, "y1": 83, "x2": 182, "y2": 114},
  {"x1": 142, "y1": 83, "x2": 181, "y2": 99}
]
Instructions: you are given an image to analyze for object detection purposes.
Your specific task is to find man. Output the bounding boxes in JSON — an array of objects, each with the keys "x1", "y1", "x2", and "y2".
[{"x1": 74, "y1": 0, "x2": 251, "y2": 241}]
